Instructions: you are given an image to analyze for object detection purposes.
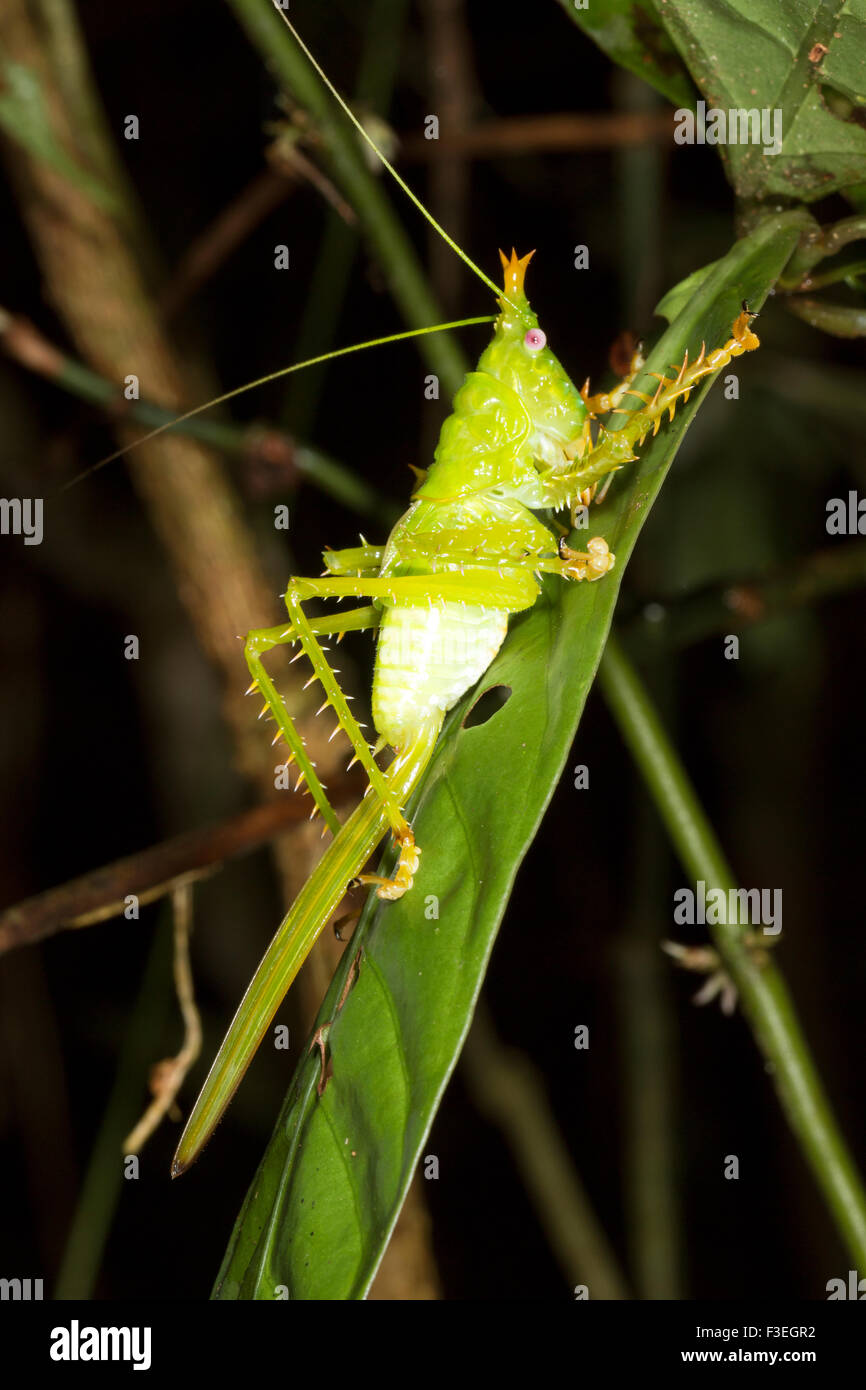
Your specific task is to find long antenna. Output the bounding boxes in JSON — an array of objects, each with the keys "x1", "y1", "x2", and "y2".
[
  {"x1": 271, "y1": 4, "x2": 509, "y2": 305},
  {"x1": 61, "y1": 317, "x2": 495, "y2": 491}
]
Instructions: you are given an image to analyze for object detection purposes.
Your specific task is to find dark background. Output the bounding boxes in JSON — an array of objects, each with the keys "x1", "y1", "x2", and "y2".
[{"x1": 0, "y1": 0, "x2": 863, "y2": 1300}]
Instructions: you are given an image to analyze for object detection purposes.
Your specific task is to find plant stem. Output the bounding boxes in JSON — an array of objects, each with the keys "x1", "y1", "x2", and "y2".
[
  {"x1": 282, "y1": 0, "x2": 410, "y2": 437},
  {"x1": 0, "y1": 309, "x2": 395, "y2": 521},
  {"x1": 227, "y1": 0, "x2": 468, "y2": 395},
  {"x1": 598, "y1": 633, "x2": 866, "y2": 1270},
  {"x1": 779, "y1": 212, "x2": 866, "y2": 286},
  {"x1": 785, "y1": 297, "x2": 866, "y2": 338},
  {"x1": 54, "y1": 919, "x2": 174, "y2": 1298}
]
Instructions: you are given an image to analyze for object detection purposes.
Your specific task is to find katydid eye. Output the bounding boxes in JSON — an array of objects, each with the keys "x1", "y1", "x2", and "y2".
[{"x1": 524, "y1": 328, "x2": 546, "y2": 352}]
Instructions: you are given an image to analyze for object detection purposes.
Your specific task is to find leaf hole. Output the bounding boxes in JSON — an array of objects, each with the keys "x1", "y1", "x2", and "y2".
[{"x1": 462, "y1": 684, "x2": 512, "y2": 730}]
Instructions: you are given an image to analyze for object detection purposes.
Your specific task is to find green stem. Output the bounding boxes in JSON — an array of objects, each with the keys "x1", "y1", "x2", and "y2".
[
  {"x1": 227, "y1": 0, "x2": 468, "y2": 395},
  {"x1": 793, "y1": 256, "x2": 866, "y2": 291},
  {"x1": 283, "y1": 0, "x2": 411, "y2": 436},
  {"x1": 779, "y1": 212, "x2": 866, "y2": 286},
  {"x1": 54, "y1": 919, "x2": 174, "y2": 1298},
  {"x1": 598, "y1": 632, "x2": 866, "y2": 1270},
  {"x1": 784, "y1": 296, "x2": 866, "y2": 338},
  {"x1": 55, "y1": 351, "x2": 395, "y2": 521}
]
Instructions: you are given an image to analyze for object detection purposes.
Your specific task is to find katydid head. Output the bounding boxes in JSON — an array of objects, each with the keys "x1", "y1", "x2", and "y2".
[{"x1": 479, "y1": 250, "x2": 588, "y2": 466}]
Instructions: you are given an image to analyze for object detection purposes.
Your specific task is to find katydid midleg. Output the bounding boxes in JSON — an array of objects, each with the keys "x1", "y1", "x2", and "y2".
[{"x1": 84, "y1": 10, "x2": 760, "y2": 1174}]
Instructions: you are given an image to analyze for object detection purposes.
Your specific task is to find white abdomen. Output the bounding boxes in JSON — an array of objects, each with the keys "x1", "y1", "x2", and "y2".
[{"x1": 372, "y1": 602, "x2": 508, "y2": 748}]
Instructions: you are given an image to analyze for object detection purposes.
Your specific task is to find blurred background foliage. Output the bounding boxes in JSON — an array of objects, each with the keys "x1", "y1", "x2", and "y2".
[{"x1": 0, "y1": 0, "x2": 864, "y2": 1299}]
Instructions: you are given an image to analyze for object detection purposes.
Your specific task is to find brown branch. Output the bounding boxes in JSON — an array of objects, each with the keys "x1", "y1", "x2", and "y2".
[
  {"x1": 159, "y1": 168, "x2": 292, "y2": 321},
  {"x1": 422, "y1": 0, "x2": 477, "y2": 316},
  {"x1": 159, "y1": 152, "x2": 357, "y2": 322},
  {"x1": 0, "y1": 781, "x2": 361, "y2": 956},
  {"x1": 0, "y1": 0, "x2": 354, "y2": 959},
  {"x1": 401, "y1": 110, "x2": 674, "y2": 161},
  {"x1": 0, "y1": 0, "x2": 347, "y2": 789},
  {"x1": 265, "y1": 141, "x2": 359, "y2": 226}
]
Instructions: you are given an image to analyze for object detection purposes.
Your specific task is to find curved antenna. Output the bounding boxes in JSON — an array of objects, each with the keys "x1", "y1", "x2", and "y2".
[
  {"x1": 61, "y1": 317, "x2": 495, "y2": 491},
  {"x1": 271, "y1": 4, "x2": 512, "y2": 306}
]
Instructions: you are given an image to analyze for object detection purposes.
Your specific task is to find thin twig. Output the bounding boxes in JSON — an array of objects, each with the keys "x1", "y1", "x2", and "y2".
[
  {"x1": 160, "y1": 152, "x2": 356, "y2": 322},
  {"x1": 280, "y1": 0, "x2": 411, "y2": 440},
  {"x1": 159, "y1": 169, "x2": 292, "y2": 320},
  {"x1": 401, "y1": 110, "x2": 674, "y2": 160},
  {"x1": 0, "y1": 785, "x2": 360, "y2": 956},
  {"x1": 422, "y1": 0, "x2": 477, "y2": 315},
  {"x1": 0, "y1": 0, "x2": 337, "y2": 800},
  {"x1": 617, "y1": 782, "x2": 685, "y2": 1298},
  {"x1": 228, "y1": 0, "x2": 467, "y2": 396},
  {"x1": 266, "y1": 141, "x2": 358, "y2": 225},
  {"x1": 122, "y1": 883, "x2": 202, "y2": 1154}
]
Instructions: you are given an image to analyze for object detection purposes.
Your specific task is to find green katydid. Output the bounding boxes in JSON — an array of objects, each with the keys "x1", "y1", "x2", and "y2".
[{"x1": 80, "y1": 10, "x2": 761, "y2": 1176}]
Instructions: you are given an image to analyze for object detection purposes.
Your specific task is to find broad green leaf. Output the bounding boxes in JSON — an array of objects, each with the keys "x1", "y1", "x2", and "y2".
[
  {"x1": 0, "y1": 60, "x2": 118, "y2": 212},
  {"x1": 566, "y1": 0, "x2": 866, "y2": 204},
  {"x1": 557, "y1": 0, "x2": 695, "y2": 108},
  {"x1": 816, "y1": 0, "x2": 866, "y2": 106},
  {"x1": 654, "y1": 259, "x2": 720, "y2": 322},
  {"x1": 213, "y1": 210, "x2": 809, "y2": 1300},
  {"x1": 655, "y1": 0, "x2": 866, "y2": 202}
]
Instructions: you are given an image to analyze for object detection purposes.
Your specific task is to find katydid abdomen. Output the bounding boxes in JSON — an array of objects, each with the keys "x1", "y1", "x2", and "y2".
[{"x1": 372, "y1": 601, "x2": 509, "y2": 747}]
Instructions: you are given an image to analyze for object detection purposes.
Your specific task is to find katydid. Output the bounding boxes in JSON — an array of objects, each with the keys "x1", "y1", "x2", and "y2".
[{"x1": 81, "y1": 11, "x2": 761, "y2": 1174}]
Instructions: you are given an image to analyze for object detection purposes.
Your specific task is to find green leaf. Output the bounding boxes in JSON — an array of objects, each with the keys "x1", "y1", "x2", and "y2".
[
  {"x1": 0, "y1": 60, "x2": 118, "y2": 212},
  {"x1": 659, "y1": 0, "x2": 866, "y2": 203},
  {"x1": 213, "y1": 210, "x2": 809, "y2": 1300},
  {"x1": 557, "y1": 0, "x2": 695, "y2": 108},
  {"x1": 803, "y1": 0, "x2": 866, "y2": 108},
  {"x1": 564, "y1": 0, "x2": 866, "y2": 204},
  {"x1": 654, "y1": 259, "x2": 720, "y2": 322}
]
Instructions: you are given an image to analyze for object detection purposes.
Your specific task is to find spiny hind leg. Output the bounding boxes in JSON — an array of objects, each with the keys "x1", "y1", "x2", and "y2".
[
  {"x1": 283, "y1": 569, "x2": 537, "y2": 899},
  {"x1": 283, "y1": 581, "x2": 420, "y2": 901},
  {"x1": 357, "y1": 711, "x2": 445, "y2": 901},
  {"x1": 245, "y1": 604, "x2": 381, "y2": 837}
]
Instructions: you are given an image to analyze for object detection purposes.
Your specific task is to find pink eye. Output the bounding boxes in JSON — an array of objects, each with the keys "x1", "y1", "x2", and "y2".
[{"x1": 524, "y1": 328, "x2": 546, "y2": 352}]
